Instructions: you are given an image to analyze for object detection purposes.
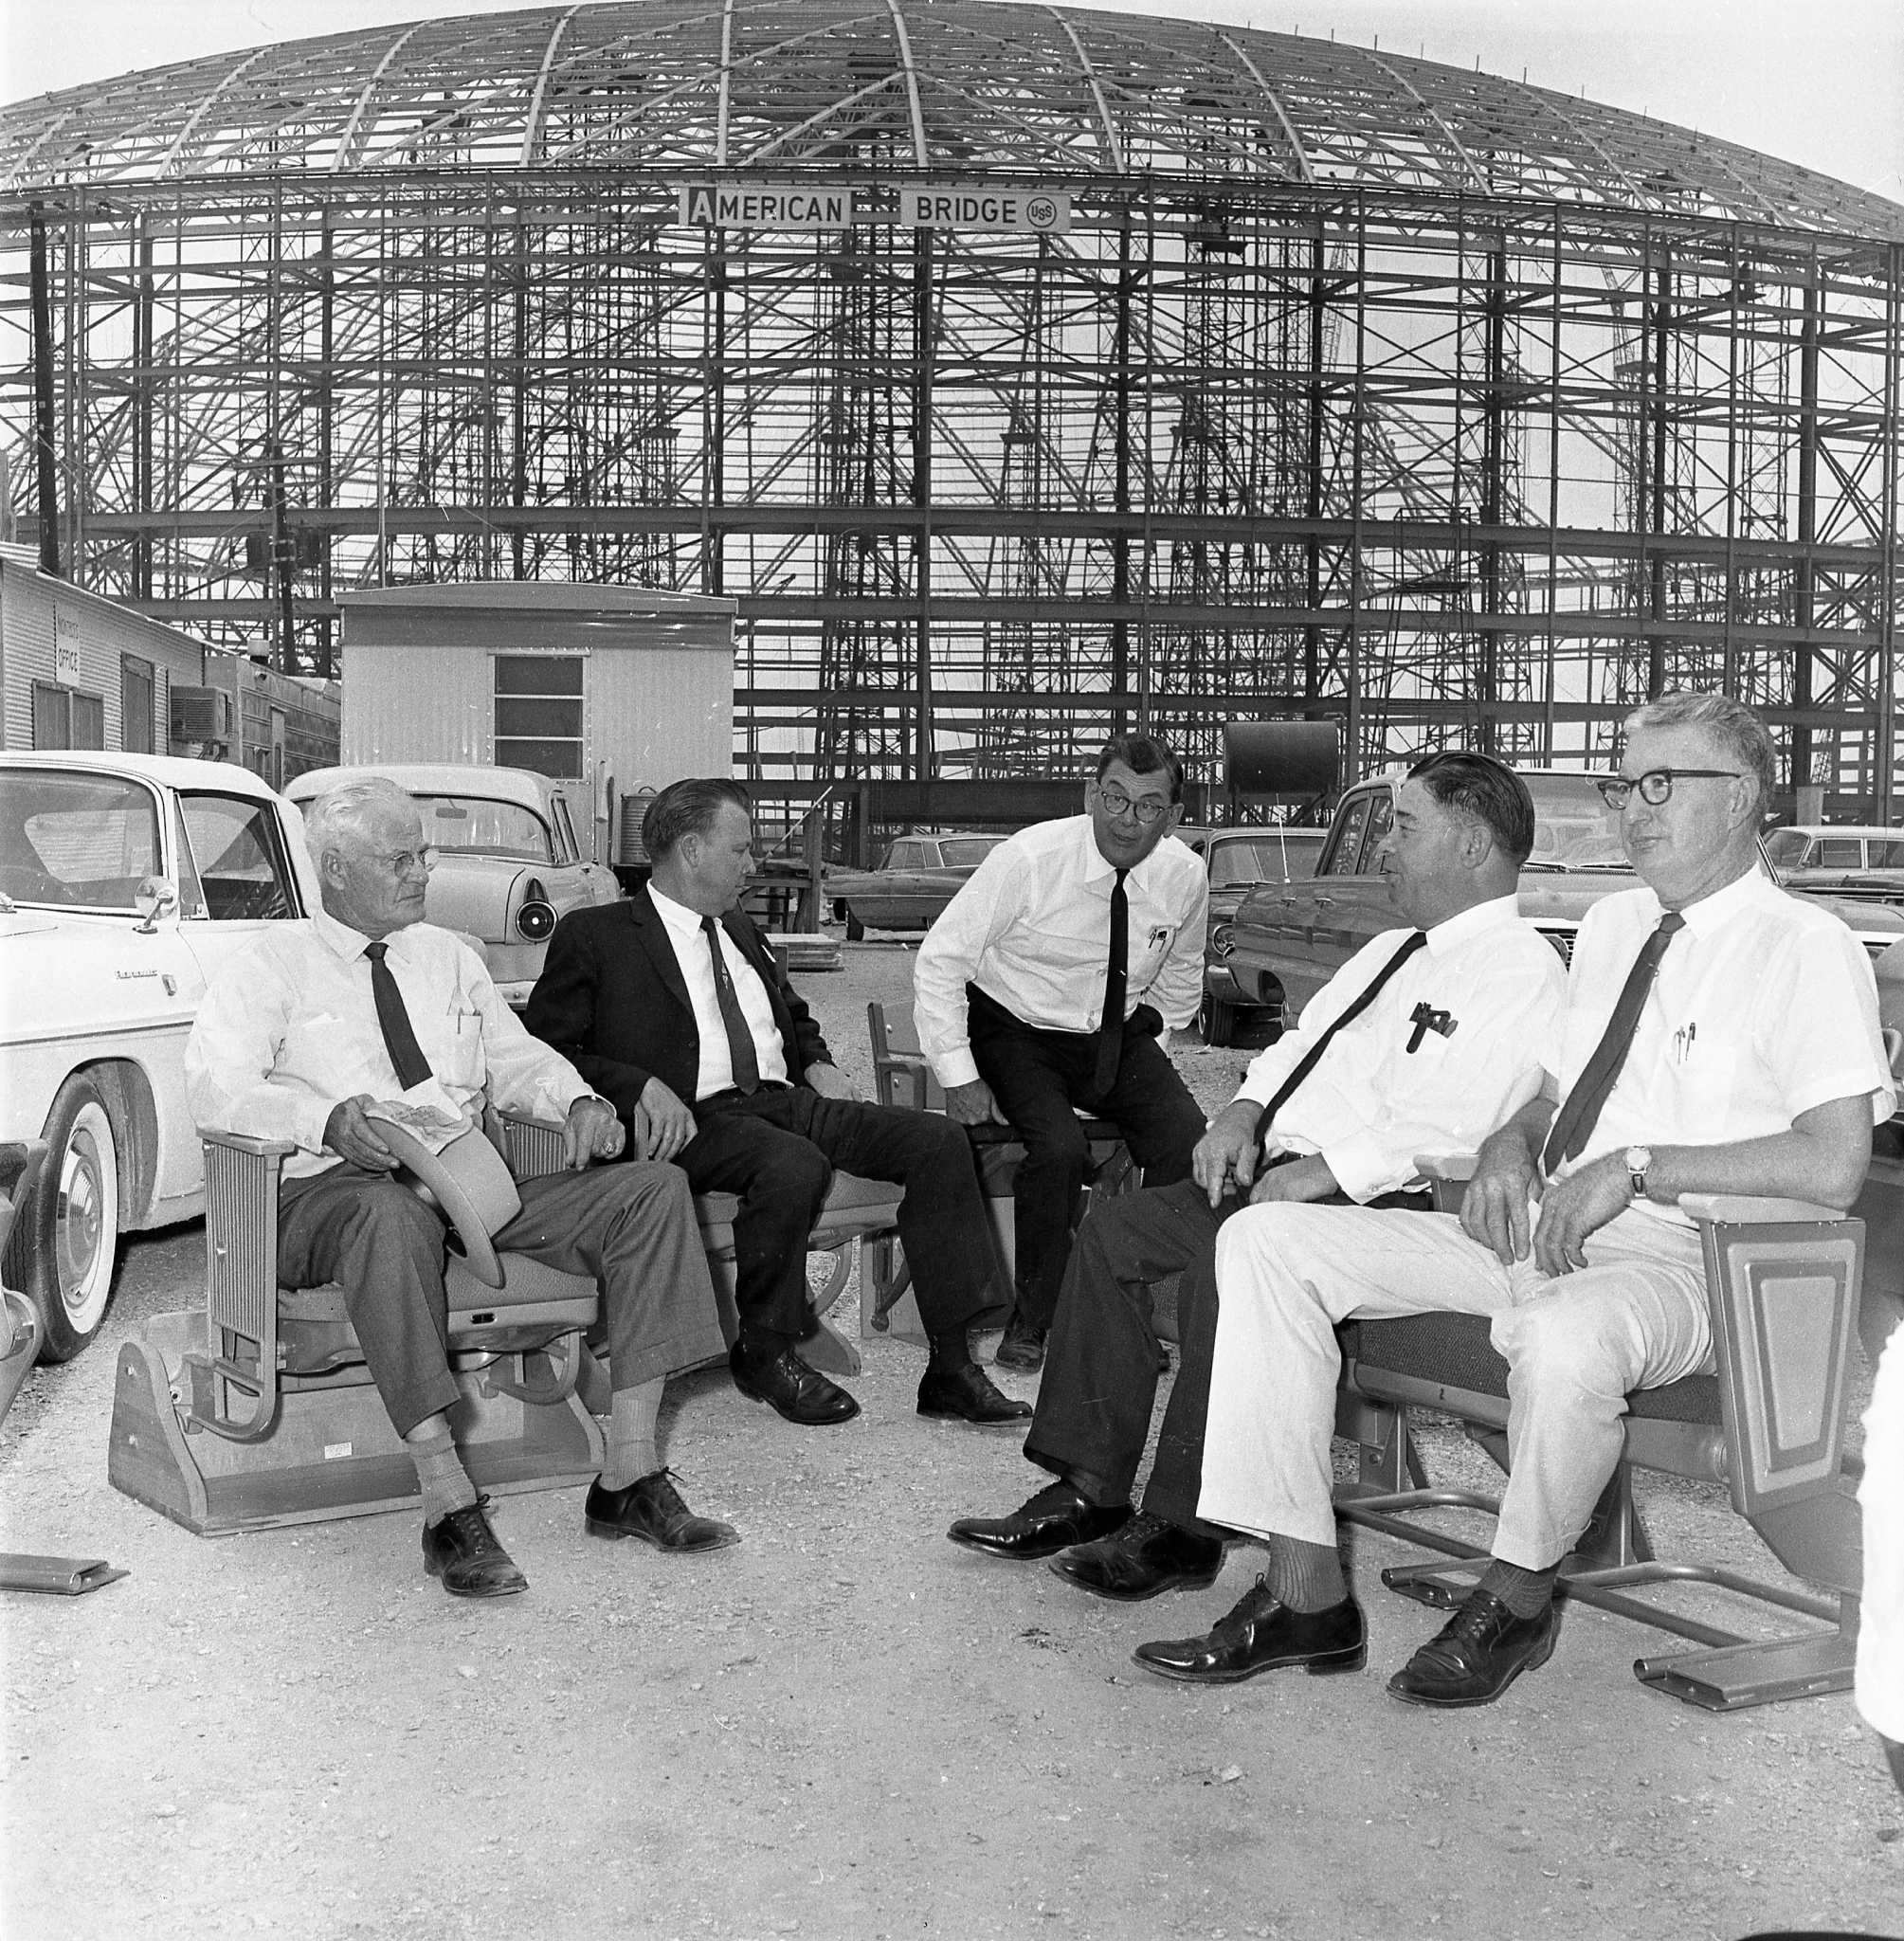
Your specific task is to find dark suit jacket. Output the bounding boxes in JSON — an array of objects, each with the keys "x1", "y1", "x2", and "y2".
[{"x1": 523, "y1": 890, "x2": 833, "y2": 1124}]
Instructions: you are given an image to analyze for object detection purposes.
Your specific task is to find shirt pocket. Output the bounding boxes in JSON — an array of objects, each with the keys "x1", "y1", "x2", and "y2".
[
  {"x1": 1672, "y1": 1036, "x2": 1738, "y2": 1123},
  {"x1": 431, "y1": 996, "x2": 488, "y2": 1092}
]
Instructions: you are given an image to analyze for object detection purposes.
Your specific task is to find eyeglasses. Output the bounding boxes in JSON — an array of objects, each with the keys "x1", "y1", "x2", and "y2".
[
  {"x1": 1594, "y1": 770, "x2": 1744, "y2": 810},
  {"x1": 376, "y1": 845, "x2": 438, "y2": 877},
  {"x1": 1096, "y1": 784, "x2": 1171, "y2": 825}
]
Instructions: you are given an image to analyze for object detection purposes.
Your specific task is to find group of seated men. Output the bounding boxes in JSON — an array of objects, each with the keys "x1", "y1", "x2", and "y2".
[{"x1": 185, "y1": 690, "x2": 1902, "y2": 1752}]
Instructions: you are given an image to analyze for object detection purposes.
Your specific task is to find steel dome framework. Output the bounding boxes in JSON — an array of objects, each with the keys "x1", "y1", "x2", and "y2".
[{"x1": 2, "y1": 0, "x2": 1900, "y2": 805}]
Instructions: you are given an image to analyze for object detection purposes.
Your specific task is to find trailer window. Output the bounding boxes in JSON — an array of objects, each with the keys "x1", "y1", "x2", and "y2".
[{"x1": 494, "y1": 656, "x2": 584, "y2": 780}]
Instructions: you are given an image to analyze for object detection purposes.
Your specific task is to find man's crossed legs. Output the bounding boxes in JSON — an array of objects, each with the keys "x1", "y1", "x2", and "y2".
[
  {"x1": 279, "y1": 1157, "x2": 733, "y2": 1598},
  {"x1": 1134, "y1": 1199, "x2": 1710, "y2": 1704}
]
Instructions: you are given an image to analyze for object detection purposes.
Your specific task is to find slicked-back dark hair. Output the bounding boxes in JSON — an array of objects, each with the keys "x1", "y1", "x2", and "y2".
[
  {"x1": 1095, "y1": 734, "x2": 1185, "y2": 804},
  {"x1": 642, "y1": 777, "x2": 753, "y2": 862},
  {"x1": 1405, "y1": 751, "x2": 1536, "y2": 866}
]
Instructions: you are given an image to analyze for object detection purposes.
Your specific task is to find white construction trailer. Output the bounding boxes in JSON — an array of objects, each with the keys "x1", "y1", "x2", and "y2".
[{"x1": 338, "y1": 582, "x2": 736, "y2": 866}]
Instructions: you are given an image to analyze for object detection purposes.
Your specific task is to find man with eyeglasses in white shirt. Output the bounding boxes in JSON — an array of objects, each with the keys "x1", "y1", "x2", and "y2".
[
  {"x1": 1139, "y1": 693, "x2": 1892, "y2": 1708},
  {"x1": 915, "y1": 735, "x2": 1210, "y2": 1371}
]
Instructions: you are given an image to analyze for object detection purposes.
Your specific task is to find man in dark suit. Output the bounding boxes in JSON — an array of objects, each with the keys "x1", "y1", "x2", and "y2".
[{"x1": 525, "y1": 777, "x2": 1029, "y2": 1430}]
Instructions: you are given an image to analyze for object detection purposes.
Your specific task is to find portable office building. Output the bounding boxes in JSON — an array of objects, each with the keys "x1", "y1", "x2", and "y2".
[{"x1": 339, "y1": 582, "x2": 736, "y2": 864}]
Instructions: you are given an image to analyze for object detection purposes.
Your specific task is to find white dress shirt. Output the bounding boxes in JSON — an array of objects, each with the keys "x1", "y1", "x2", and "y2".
[
  {"x1": 1236, "y1": 896, "x2": 1567, "y2": 1202},
  {"x1": 914, "y1": 814, "x2": 1209, "y2": 1089},
  {"x1": 184, "y1": 908, "x2": 594, "y2": 1181},
  {"x1": 646, "y1": 884, "x2": 791, "y2": 1099},
  {"x1": 1549, "y1": 870, "x2": 1895, "y2": 1227}
]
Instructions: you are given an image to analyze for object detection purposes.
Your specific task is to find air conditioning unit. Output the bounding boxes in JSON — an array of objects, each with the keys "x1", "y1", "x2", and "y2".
[{"x1": 170, "y1": 686, "x2": 233, "y2": 743}]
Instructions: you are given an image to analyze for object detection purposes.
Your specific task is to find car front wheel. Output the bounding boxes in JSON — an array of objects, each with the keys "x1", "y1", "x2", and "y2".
[
  {"x1": 1199, "y1": 989, "x2": 1237, "y2": 1047},
  {"x1": 22, "y1": 1076, "x2": 121, "y2": 1362}
]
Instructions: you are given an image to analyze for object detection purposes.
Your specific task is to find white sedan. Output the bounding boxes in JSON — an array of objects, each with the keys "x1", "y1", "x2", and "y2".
[{"x1": 0, "y1": 751, "x2": 321, "y2": 1360}]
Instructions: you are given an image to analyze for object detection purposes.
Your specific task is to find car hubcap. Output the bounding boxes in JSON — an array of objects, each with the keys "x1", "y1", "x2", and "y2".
[{"x1": 56, "y1": 1112, "x2": 114, "y2": 1325}]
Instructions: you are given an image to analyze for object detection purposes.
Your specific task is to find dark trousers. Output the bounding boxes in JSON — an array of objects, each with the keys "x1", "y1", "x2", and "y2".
[
  {"x1": 967, "y1": 986, "x2": 1206, "y2": 1329},
  {"x1": 678, "y1": 1085, "x2": 1004, "y2": 1342},
  {"x1": 278, "y1": 1160, "x2": 726, "y2": 1439},
  {"x1": 1024, "y1": 1173, "x2": 1433, "y2": 1530}
]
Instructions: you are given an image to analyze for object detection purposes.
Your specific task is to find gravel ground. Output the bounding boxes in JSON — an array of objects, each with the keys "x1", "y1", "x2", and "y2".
[{"x1": 3, "y1": 937, "x2": 1903, "y2": 1941}]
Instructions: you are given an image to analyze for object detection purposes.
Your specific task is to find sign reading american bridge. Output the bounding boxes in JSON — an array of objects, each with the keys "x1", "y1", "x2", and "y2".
[{"x1": 676, "y1": 183, "x2": 1072, "y2": 233}]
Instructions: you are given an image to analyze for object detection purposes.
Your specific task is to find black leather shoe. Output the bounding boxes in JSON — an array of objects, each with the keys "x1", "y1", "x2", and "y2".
[
  {"x1": 1133, "y1": 1577, "x2": 1365, "y2": 1683},
  {"x1": 422, "y1": 1498, "x2": 528, "y2": 1600},
  {"x1": 730, "y1": 1339, "x2": 861, "y2": 1425},
  {"x1": 1050, "y1": 1510, "x2": 1224, "y2": 1602},
  {"x1": 918, "y1": 1362, "x2": 1034, "y2": 1425},
  {"x1": 1386, "y1": 1587, "x2": 1558, "y2": 1708},
  {"x1": 992, "y1": 1308, "x2": 1046, "y2": 1371},
  {"x1": 947, "y1": 1480, "x2": 1131, "y2": 1560},
  {"x1": 585, "y1": 1470, "x2": 739, "y2": 1552}
]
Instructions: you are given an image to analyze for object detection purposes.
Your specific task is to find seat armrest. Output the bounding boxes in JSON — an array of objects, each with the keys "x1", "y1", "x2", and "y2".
[
  {"x1": 1679, "y1": 1192, "x2": 1851, "y2": 1227},
  {"x1": 1413, "y1": 1152, "x2": 1478, "y2": 1184},
  {"x1": 201, "y1": 1128, "x2": 299, "y2": 1159},
  {"x1": 873, "y1": 1052, "x2": 934, "y2": 1114}
]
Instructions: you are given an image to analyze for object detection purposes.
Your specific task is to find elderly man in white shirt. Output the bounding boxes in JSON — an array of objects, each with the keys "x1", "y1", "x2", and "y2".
[
  {"x1": 187, "y1": 776, "x2": 734, "y2": 1603},
  {"x1": 946, "y1": 753, "x2": 1567, "y2": 1599},
  {"x1": 1135, "y1": 693, "x2": 1895, "y2": 1707},
  {"x1": 915, "y1": 734, "x2": 1209, "y2": 1370}
]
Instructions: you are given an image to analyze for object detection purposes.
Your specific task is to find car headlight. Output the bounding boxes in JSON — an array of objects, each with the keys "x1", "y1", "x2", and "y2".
[
  {"x1": 516, "y1": 878, "x2": 557, "y2": 942},
  {"x1": 1210, "y1": 923, "x2": 1237, "y2": 959}
]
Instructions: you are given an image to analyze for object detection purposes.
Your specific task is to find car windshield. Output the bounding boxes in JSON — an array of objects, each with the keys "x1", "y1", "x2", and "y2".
[
  {"x1": 939, "y1": 837, "x2": 1007, "y2": 869},
  {"x1": 1762, "y1": 829, "x2": 1808, "y2": 869},
  {"x1": 0, "y1": 771, "x2": 162, "y2": 911},
  {"x1": 1521, "y1": 775, "x2": 1630, "y2": 870},
  {"x1": 1207, "y1": 834, "x2": 1321, "y2": 887},
  {"x1": 414, "y1": 795, "x2": 554, "y2": 862}
]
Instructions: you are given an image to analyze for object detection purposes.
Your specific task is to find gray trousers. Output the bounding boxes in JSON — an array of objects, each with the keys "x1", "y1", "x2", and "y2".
[{"x1": 278, "y1": 1160, "x2": 726, "y2": 1438}]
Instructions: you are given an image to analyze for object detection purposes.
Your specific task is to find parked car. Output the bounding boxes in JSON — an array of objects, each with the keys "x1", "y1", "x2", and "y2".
[
  {"x1": 286, "y1": 764, "x2": 623, "y2": 1007},
  {"x1": 1762, "y1": 825, "x2": 1904, "y2": 903},
  {"x1": 828, "y1": 830, "x2": 1010, "y2": 938},
  {"x1": 1187, "y1": 825, "x2": 1326, "y2": 1045},
  {"x1": 1215, "y1": 768, "x2": 1904, "y2": 1041},
  {"x1": 0, "y1": 751, "x2": 322, "y2": 1360}
]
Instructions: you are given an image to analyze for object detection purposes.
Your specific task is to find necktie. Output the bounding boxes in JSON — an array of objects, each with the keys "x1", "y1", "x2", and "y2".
[
  {"x1": 702, "y1": 916, "x2": 762, "y2": 1096},
  {"x1": 1540, "y1": 910, "x2": 1686, "y2": 1177},
  {"x1": 1250, "y1": 930, "x2": 1428, "y2": 1145},
  {"x1": 364, "y1": 941, "x2": 433, "y2": 1090},
  {"x1": 1093, "y1": 869, "x2": 1130, "y2": 1097}
]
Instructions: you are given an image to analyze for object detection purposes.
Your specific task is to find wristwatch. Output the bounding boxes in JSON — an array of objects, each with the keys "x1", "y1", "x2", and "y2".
[{"x1": 1624, "y1": 1145, "x2": 1653, "y2": 1201}]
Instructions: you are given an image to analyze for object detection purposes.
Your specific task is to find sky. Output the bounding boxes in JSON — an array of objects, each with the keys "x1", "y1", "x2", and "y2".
[{"x1": 1, "y1": 0, "x2": 1899, "y2": 205}]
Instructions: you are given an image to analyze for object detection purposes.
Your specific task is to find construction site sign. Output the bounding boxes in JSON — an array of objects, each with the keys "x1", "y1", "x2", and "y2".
[
  {"x1": 900, "y1": 189, "x2": 1071, "y2": 234},
  {"x1": 677, "y1": 185, "x2": 856, "y2": 230}
]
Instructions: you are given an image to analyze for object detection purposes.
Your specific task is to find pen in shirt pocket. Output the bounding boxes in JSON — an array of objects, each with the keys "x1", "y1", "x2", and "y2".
[{"x1": 1673, "y1": 1022, "x2": 1697, "y2": 1063}]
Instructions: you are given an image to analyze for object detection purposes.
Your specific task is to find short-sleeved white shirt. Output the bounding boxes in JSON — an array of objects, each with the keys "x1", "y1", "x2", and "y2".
[{"x1": 1549, "y1": 869, "x2": 1895, "y2": 1226}]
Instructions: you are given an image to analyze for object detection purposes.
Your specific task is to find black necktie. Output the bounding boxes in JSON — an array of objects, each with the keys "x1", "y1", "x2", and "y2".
[
  {"x1": 1541, "y1": 911, "x2": 1686, "y2": 1176},
  {"x1": 1251, "y1": 930, "x2": 1428, "y2": 1145},
  {"x1": 364, "y1": 941, "x2": 433, "y2": 1090},
  {"x1": 702, "y1": 916, "x2": 762, "y2": 1096},
  {"x1": 1093, "y1": 869, "x2": 1130, "y2": 1097}
]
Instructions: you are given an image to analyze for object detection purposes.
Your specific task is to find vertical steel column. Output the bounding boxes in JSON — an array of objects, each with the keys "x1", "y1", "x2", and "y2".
[
  {"x1": 1304, "y1": 224, "x2": 1325, "y2": 700},
  {"x1": 1794, "y1": 270, "x2": 1821, "y2": 798},
  {"x1": 1478, "y1": 234, "x2": 1508, "y2": 755},
  {"x1": 132, "y1": 213, "x2": 153, "y2": 602},
  {"x1": 1879, "y1": 244, "x2": 1902, "y2": 822},
  {"x1": 511, "y1": 213, "x2": 529, "y2": 581},
  {"x1": 1111, "y1": 219, "x2": 1132, "y2": 737},
  {"x1": 1647, "y1": 254, "x2": 1671, "y2": 699},
  {"x1": 911, "y1": 226, "x2": 936, "y2": 784},
  {"x1": 28, "y1": 206, "x2": 61, "y2": 577},
  {"x1": 317, "y1": 216, "x2": 335, "y2": 678}
]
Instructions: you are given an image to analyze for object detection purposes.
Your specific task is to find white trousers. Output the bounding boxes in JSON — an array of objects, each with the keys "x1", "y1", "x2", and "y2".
[
  {"x1": 1201, "y1": 1201, "x2": 1710, "y2": 1569},
  {"x1": 1858, "y1": 1319, "x2": 1904, "y2": 1740}
]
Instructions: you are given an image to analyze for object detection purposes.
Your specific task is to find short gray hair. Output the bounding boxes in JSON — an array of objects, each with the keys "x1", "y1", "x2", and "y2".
[
  {"x1": 302, "y1": 776, "x2": 418, "y2": 861},
  {"x1": 1624, "y1": 692, "x2": 1775, "y2": 809}
]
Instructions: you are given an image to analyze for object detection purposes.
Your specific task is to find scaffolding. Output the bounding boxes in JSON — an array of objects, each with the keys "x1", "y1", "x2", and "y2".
[{"x1": 1, "y1": 0, "x2": 1899, "y2": 810}]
